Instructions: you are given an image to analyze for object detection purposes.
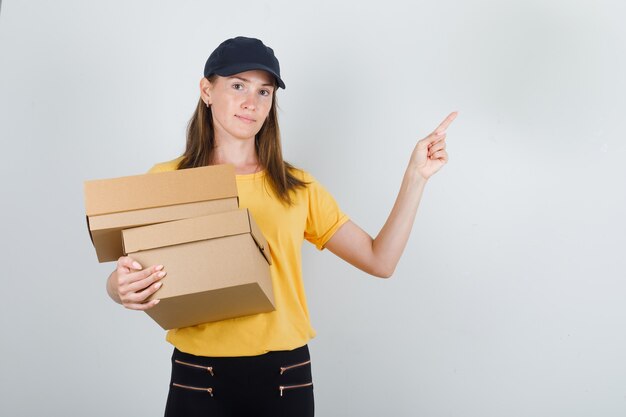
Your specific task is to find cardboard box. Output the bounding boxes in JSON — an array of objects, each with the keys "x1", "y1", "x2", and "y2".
[
  {"x1": 84, "y1": 164, "x2": 239, "y2": 262},
  {"x1": 122, "y1": 209, "x2": 274, "y2": 330}
]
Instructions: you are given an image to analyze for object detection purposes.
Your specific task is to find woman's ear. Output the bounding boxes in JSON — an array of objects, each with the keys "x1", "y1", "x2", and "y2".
[{"x1": 199, "y1": 77, "x2": 212, "y2": 106}]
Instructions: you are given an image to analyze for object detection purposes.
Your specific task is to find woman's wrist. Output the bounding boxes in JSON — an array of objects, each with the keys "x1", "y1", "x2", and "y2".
[
  {"x1": 106, "y1": 270, "x2": 122, "y2": 304},
  {"x1": 405, "y1": 164, "x2": 429, "y2": 187}
]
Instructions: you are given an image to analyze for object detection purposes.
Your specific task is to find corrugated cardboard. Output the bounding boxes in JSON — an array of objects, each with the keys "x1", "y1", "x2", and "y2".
[
  {"x1": 122, "y1": 209, "x2": 274, "y2": 330},
  {"x1": 84, "y1": 164, "x2": 238, "y2": 262}
]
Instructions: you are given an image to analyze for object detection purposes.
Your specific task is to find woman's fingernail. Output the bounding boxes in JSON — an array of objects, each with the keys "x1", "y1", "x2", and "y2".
[
  {"x1": 157, "y1": 271, "x2": 166, "y2": 278},
  {"x1": 155, "y1": 282, "x2": 163, "y2": 289},
  {"x1": 155, "y1": 265, "x2": 164, "y2": 271},
  {"x1": 132, "y1": 261, "x2": 142, "y2": 270},
  {"x1": 154, "y1": 299, "x2": 161, "y2": 305}
]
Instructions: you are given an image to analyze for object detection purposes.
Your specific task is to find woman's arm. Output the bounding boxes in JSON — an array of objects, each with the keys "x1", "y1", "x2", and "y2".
[{"x1": 325, "y1": 112, "x2": 458, "y2": 278}]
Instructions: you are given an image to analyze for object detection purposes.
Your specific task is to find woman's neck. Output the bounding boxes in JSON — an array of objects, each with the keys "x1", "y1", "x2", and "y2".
[{"x1": 212, "y1": 135, "x2": 261, "y2": 174}]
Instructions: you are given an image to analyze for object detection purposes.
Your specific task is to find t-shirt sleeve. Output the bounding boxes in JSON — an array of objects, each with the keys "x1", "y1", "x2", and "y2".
[
  {"x1": 146, "y1": 157, "x2": 182, "y2": 174},
  {"x1": 304, "y1": 175, "x2": 350, "y2": 250},
  {"x1": 147, "y1": 162, "x2": 169, "y2": 173}
]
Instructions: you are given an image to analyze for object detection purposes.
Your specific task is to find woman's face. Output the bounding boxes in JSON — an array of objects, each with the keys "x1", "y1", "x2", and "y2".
[{"x1": 201, "y1": 70, "x2": 276, "y2": 142}]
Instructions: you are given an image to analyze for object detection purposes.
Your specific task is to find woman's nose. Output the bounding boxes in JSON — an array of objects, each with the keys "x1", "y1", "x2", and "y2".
[{"x1": 242, "y1": 92, "x2": 258, "y2": 110}]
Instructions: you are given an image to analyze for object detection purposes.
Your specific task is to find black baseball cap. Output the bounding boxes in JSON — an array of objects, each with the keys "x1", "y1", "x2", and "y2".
[{"x1": 203, "y1": 36, "x2": 286, "y2": 89}]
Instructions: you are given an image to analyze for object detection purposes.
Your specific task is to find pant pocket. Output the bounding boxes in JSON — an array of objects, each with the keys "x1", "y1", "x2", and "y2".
[
  {"x1": 170, "y1": 354, "x2": 218, "y2": 399},
  {"x1": 172, "y1": 382, "x2": 214, "y2": 397},
  {"x1": 175, "y1": 358, "x2": 215, "y2": 376},
  {"x1": 279, "y1": 382, "x2": 314, "y2": 397},
  {"x1": 278, "y1": 357, "x2": 313, "y2": 397},
  {"x1": 279, "y1": 359, "x2": 311, "y2": 375}
]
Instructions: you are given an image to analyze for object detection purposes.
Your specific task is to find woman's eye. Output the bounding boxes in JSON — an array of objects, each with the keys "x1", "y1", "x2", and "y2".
[
  {"x1": 260, "y1": 90, "x2": 271, "y2": 96},
  {"x1": 233, "y1": 83, "x2": 244, "y2": 90}
]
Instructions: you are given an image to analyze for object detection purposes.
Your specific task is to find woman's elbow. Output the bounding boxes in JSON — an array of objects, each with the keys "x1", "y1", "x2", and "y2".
[{"x1": 369, "y1": 264, "x2": 395, "y2": 279}]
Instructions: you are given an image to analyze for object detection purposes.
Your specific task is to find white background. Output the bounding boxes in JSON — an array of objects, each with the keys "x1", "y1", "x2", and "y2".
[{"x1": 1, "y1": 0, "x2": 625, "y2": 415}]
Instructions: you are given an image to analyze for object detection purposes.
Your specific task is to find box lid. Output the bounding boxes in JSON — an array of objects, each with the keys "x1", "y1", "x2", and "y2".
[
  {"x1": 86, "y1": 197, "x2": 239, "y2": 263},
  {"x1": 122, "y1": 209, "x2": 272, "y2": 264},
  {"x1": 84, "y1": 164, "x2": 237, "y2": 216}
]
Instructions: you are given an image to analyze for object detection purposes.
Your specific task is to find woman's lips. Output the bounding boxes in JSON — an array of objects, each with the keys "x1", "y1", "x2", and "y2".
[{"x1": 235, "y1": 115, "x2": 255, "y2": 123}]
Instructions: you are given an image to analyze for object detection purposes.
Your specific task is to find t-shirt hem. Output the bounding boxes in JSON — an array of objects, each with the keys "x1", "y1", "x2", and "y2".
[
  {"x1": 317, "y1": 214, "x2": 350, "y2": 250},
  {"x1": 166, "y1": 333, "x2": 315, "y2": 357}
]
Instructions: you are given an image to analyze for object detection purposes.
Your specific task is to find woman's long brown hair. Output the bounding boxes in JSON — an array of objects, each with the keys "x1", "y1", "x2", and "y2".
[{"x1": 177, "y1": 75, "x2": 307, "y2": 205}]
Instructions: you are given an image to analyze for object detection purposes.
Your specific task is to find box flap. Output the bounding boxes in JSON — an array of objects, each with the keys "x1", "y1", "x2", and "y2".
[
  {"x1": 84, "y1": 164, "x2": 237, "y2": 216},
  {"x1": 245, "y1": 211, "x2": 272, "y2": 265},
  {"x1": 122, "y1": 209, "x2": 254, "y2": 254},
  {"x1": 88, "y1": 198, "x2": 238, "y2": 231},
  {"x1": 87, "y1": 198, "x2": 239, "y2": 263},
  {"x1": 86, "y1": 216, "x2": 95, "y2": 245}
]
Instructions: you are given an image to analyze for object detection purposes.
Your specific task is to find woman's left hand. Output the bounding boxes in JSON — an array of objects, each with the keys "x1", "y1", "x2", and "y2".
[{"x1": 410, "y1": 111, "x2": 458, "y2": 180}]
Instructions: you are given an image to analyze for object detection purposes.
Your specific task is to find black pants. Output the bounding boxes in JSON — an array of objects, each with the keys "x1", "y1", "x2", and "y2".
[{"x1": 164, "y1": 344, "x2": 314, "y2": 417}]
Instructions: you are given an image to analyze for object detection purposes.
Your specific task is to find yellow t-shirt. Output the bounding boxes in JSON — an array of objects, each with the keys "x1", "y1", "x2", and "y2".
[{"x1": 148, "y1": 157, "x2": 349, "y2": 356}]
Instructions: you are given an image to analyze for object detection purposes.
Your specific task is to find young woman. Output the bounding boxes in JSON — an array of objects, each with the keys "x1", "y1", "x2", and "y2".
[{"x1": 105, "y1": 36, "x2": 457, "y2": 416}]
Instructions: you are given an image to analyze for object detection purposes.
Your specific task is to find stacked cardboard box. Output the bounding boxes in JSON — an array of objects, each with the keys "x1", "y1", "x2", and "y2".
[{"x1": 84, "y1": 164, "x2": 275, "y2": 330}]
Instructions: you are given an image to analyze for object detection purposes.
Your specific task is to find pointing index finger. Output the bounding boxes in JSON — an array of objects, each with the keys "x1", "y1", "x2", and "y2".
[{"x1": 434, "y1": 111, "x2": 458, "y2": 135}]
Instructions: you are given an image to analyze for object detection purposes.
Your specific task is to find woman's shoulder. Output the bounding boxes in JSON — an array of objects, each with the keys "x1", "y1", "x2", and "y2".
[
  {"x1": 147, "y1": 156, "x2": 184, "y2": 173},
  {"x1": 287, "y1": 165, "x2": 315, "y2": 183}
]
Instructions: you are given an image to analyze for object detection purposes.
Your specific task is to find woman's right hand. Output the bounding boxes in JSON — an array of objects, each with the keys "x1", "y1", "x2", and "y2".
[{"x1": 108, "y1": 256, "x2": 166, "y2": 310}]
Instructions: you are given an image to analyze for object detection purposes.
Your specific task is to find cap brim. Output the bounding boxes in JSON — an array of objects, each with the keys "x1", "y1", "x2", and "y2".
[{"x1": 213, "y1": 63, "x2": 286, "y2": 89}]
